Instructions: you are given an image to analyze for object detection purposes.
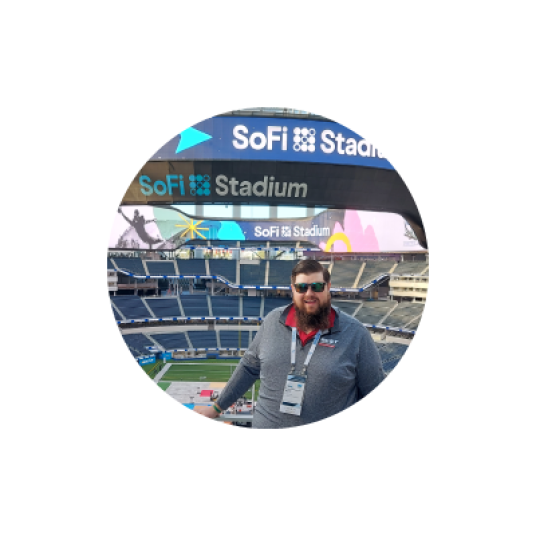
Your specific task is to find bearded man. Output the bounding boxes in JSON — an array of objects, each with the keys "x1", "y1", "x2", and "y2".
[{"x1": 194, "y1": 259, "x2": 385, "y2": 428}]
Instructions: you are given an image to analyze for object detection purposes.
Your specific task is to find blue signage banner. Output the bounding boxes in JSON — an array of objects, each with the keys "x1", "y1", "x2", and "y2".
[
  {"x1": 150, "y1": 117, "x2": 393, "y2": 170},
  {"x1": 138, "y1": 357, "x2": 156, "y2": 365}
]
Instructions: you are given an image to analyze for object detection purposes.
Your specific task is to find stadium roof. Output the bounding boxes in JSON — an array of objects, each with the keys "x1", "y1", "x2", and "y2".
[{"x1": 217, "y1": 107, "x2": 331, "y2": 121}]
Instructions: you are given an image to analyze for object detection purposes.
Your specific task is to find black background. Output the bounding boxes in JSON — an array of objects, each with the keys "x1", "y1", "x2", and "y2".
[{"x1": 121, "y1": 160, "x2": 426, "y2": 248}]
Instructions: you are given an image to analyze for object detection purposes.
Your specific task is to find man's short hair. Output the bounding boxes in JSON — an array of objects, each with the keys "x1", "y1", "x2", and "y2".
[{"x1": 291, "y1": 259, "x2": 331, "y2": 284}]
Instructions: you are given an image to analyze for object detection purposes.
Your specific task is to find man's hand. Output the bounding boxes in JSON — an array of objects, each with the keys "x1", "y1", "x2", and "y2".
[{"x1": 193, "y1": 405, "x2": 221, "y2": 419}]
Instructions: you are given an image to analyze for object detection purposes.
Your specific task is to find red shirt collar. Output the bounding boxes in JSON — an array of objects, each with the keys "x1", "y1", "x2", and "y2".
[{"x1": 285, "y1": 305, "x2": 336, "y2": 345}]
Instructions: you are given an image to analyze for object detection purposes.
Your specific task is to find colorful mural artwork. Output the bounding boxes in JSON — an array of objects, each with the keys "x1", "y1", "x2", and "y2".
[
  {"x1": 319, "y1": 210, "x2": 379, "y2": 252},
  {"x1": 218, "y1": 221, "x2": 246, "y2": 240},
  {"x1": 109, "y1": 206, "x2": 424, "y2": 252}
]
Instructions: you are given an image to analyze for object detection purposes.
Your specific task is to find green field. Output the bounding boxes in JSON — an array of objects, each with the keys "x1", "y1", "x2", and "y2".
[
  {"x1": 158, "y1": 382, "x2": 171, "y2": 391},
  {"x1": 158, "y1": 361, "x2": 261, "y2": 400},
  {"x1": 141, "y1": 360, "x2": 165, "y2": 379}
]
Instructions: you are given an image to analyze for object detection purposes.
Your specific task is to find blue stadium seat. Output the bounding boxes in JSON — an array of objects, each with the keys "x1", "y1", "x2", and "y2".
[
  {"x1": 151, "y1": 332, "x2": 189, "y2": 349},
  {"x1": 111, "y1": 295, "x2": 153, "y2": 319},
  {"x1": 145, "y1": 298, "x2": 182, "y2": 317},
  {"x1": 383, "y1": 303, "x2": 424, "y2": 328},
  {"x1": 263, "y1": 297, "x2": 291, "y2": 315},
  {"x1": 211, "y1": 296, "x2": 240, "y2": 317},
  {"x1": 267, "y1": 260, "x2": 293, "y2": 286},
  {"x1": 145, "y1": 261, "x2": 177, "y2": 276},
  {"x1": 187, "y1": 331, "x2": 217, "y2": 348},
  {"x1": 114, "y1": 257, "x2": 146, "y2": 275},
  {"x1": 180, "y1": 295, "x2": 210, "y2": 317},
  {"x1": 111, "y1": 305, "x2": 123, "y2": 320},
  {"x1": 242, "y1": 297, "x2": 262, "y2": 317},
  {"x1": 330, "y1": 261, "x2": 361, "y2": 288},
  {"x1": 218, "y1": 330, "x2": 248, "y2": 348},
  {"x1": 177, "y1": 259, "x2": 207, "y2": 276},
  {"x1": 355, "y1": 301, "x2": 393, "y2": 324},
  {"x1": 331, "y1": 299, "x2": 360, "y2": 317},
  {"x1": 209, "y1": 260, "x2": 237, "y2": 283},
  {"x1": 122, "y1": 333, "x2": 154, "y2": 356},
  {"x1": 240, "y1": 261, "x2": 267, "y2": 285}
]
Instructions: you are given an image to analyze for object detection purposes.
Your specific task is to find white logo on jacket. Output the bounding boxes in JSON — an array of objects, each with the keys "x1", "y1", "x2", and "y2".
[{"x1": 320, "y1": 338, "x2": 338, "y2": 345}]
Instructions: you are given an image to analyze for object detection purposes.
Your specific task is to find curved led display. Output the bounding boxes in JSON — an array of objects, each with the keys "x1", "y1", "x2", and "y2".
[{"x1": 109, "y1": 206, "x2": 424, "y2": 252}]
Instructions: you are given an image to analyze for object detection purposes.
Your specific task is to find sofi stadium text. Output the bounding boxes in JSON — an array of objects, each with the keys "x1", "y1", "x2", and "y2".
[{"x1": 254, "y1": 225, "x2": 329, "y2": 238}]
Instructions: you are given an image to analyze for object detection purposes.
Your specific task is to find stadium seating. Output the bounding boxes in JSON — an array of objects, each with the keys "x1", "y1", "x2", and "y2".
[
  {"x1": 240, "y1": 261, "x2": 267, "y2": 285},
  {"x1": 382, "y1": 342, "x2": 408, "y2": 360},
  {"x1": 208, "y1": 259, "x2": 237, "y2": 283},
  {"x1": 218, "y1": 330, "x2": 249, "y2": 348},
  {"x1": 180, "y1": 295, "x2": 210, "y2": 317},
  {"x1": 330, "y1": 261, "x2": 362, "y2": 288},
  {"x1": 263, "y1": 297, "x2": 292, "y2": 315},
  {"x1": 267, "y1": 260, "x2": 294, "y2": 286},
  {"x1": 113, "y1": 294, "x2": 422, "y2": 330},
  {"x1": 122, "y1": 333, "x2": 154, "y2": 356},
  {"x1": 331, "y1": 299, "x2": 361, "y2": 317},
  {"x1": 188, "y1": 331, "x2": 217, "y2": 348},
  {"x1": 242, "y1": 297, "x2": 262, "y2": 317},
  {"x1": 113, "y1": 257, "x2": 147, "y2": 275},
  {"x1": 111, "y1": 305, "x2": 123, "y2": 320},
  {"x1": 110, "y1": 257, "x2": 425, "y2": 295},
  {"x1": 376, "y1": 342, "x2": 408, "y2": 373},
  {"x1": 356, "y1": 261, "x2": 397, "y2": 288},
  {"x1": 394, "y1": 261, "x2": 428, "y2": 275},
  {"x1": 176, "y1": 259, "x2": 207, "y2": 276},
  {"x1": 210, "y1": 296, "x2": 240, "y2": 317},
  {"x1": 382, "y1": 302, "x2": 424, "y2": 328},
  {"x1": 404, "y1": 315, "x2": 423, "y2": 331},
  {"x1": 145, "y1": 298, "x2": 182, "y2": 318},
  {"x1": 111, "y1": 295, "x2": 153, "y2": 319},
  {"x1": 151, "y1": 332, "x2": 189, "y2": 349},
  {"x1": 355, "y1": 300, "x2": 394, "y2": 325},
  {"x1": 145, "y1": 261, "x2": 177, "y2": 276},
  {"x1": 382, "y1": 359, "x2": 400, "y2": 373}
]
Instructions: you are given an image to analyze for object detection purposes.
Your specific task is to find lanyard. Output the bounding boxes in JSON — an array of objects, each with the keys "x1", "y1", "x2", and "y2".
[{"x1": 290, "y1": 328, "x2": 322, "y2": 374}]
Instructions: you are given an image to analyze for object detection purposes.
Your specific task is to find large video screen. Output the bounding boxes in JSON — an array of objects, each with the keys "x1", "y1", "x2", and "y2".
[
  {"x1": 151, "y1": 116, "x2": 393, "y2": 170},
  {"x1": 110, "y1": 207, "x2": 175, "y2": 250},
  {"x1": 109, "y1": 206, "x2": 424, "y2": 252}
]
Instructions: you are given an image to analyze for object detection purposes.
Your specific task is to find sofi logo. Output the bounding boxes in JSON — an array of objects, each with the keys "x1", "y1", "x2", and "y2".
[
  {"x1": 232, "y1": 124, "x2": 384, "y2": 158},
  {"x1": 233, "y1": 125, "x2": 289, "y2": 151},
  {"x1": 139, "y1": 174, "x2": 211, "y2": 196},
  {"x1": 293, "y1": 127, "x2": 316, "y2": 153},
  {"x1": 254, "y1": 224, "x2": 329, "y2": 238}
]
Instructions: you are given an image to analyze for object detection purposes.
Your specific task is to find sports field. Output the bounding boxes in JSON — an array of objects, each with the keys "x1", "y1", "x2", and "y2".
[
  {"x1": 154, "y1": 360, "x2": 260, "y2": 400},
  {"x1": 140, "y1": 360, "x2": 166, "y2": 379}
]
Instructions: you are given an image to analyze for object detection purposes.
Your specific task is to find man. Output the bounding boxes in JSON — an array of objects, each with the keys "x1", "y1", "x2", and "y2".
[
  {"x1": 194, "y1": 259, "x2": 385, "y2": 428},
  {"x1": 117, "y1": 207, "x2": 164, "y2": 250}
]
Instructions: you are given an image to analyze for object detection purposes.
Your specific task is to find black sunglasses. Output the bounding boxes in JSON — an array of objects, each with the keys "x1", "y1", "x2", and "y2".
[{"x1": 294, "y1": 282, "x2": 326, "y2": 293}]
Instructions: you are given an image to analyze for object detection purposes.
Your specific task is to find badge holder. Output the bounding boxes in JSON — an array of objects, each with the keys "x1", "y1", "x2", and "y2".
[
  {"x1": 279, "y1": 329, "x2": 322, "y2": 416},
  {"x1": 280, "y1": 371, "x2": 308, "y2": 415}
]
